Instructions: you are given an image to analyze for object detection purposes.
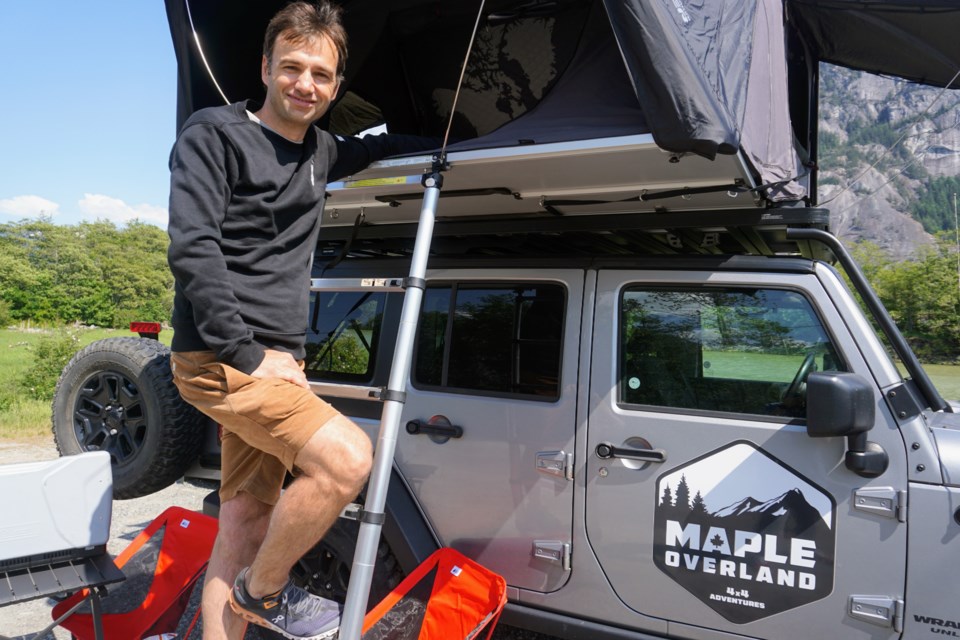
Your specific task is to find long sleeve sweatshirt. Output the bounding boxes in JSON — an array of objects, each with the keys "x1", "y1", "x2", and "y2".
[{"x1": 167, "y1": 100, "x2": 435, "y2": 373}]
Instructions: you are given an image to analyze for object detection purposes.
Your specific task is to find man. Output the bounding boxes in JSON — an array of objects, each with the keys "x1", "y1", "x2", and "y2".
[{"x1": 167, "y1": 3, "x2": 433, "y2": 638}]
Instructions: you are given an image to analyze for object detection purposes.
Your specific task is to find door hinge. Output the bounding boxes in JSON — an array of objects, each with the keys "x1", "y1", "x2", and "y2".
[
  {"x1": 849, "y1": 596, "x2": 904, "y2": 632},
  {"x1": 853, "y1": 487, "x2": 907, "y2": 523},
  {"x1": 533, "y1": 541, "x2": 571, "y2": 571},
  {"x1": 536, "y1": 451, "x2": 574, "y2": 481}
]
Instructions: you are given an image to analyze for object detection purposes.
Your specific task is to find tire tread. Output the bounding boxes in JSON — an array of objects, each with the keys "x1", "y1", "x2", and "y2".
[{"x1": 52, "y1": 337, "x2": 208, "y2": 499}]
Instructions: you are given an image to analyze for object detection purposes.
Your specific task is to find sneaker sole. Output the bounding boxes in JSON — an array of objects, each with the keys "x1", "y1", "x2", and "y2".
[{"x1": 227, "y1": 590, "x2": 339, "y2": 640}]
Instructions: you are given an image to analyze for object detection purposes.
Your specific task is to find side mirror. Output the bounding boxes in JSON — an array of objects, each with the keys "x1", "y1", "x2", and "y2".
[
  {"x1": 806, "y1": 372, "x2": 888, "y2": 478},
  {"x1": 806, "y1": 372, "x2": 874, "y2": 437}
]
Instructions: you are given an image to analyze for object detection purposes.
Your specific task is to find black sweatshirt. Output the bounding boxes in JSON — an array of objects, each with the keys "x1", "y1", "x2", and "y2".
[{"x1": 167, "y1": 100, "x2": 434, "y2": 373}]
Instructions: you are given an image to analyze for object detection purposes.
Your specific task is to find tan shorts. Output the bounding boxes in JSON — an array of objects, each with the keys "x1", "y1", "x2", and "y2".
[{"x1": 171, "y1": 350, "x2": 340, "y2": 506}]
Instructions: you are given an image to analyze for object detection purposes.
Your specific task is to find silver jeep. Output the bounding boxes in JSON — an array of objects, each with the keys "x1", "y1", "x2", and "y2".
[{"x1": 54, "y1": 1, "x2": 960, "y2": 638}]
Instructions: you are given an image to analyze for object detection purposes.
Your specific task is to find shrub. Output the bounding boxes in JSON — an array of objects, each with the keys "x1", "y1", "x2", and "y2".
[
  {"x1": 19, "y1": 330, "x2": 82, "y2": 401},
  {"x1": 0, "y1": 386, "x2": 14, "y2": 412}
]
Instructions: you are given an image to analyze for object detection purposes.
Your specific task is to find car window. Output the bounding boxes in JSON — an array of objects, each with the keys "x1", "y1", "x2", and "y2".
[
  {"x1": 304, "y1": 291, "x2": 387, "y2": 382},
  {"x1": 415, "y1": 283, "x2": 565, "y2": 399},
  {"x1": 619, "y1": 287, "x2": 846, "y2": 417}
]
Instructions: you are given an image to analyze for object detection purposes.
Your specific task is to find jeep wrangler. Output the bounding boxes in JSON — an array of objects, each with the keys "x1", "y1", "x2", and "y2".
[{"x1": 52, "y1": 0, "x2": 960, "y2": 638}]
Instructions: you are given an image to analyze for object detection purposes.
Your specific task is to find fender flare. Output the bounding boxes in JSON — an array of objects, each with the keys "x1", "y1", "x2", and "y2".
[{"x1": 382, "y1": 467, "x2": 440, "y2": 575}]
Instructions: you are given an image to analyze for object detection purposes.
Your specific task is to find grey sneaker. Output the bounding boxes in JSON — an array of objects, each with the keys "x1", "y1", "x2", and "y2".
[{"x1": 228, "y1": 567, "x2": 341, "y2": 640}]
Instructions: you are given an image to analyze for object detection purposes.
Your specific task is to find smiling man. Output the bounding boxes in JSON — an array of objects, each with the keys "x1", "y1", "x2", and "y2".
[{"x1": 165, "y1": 3, "x2": 434, "y2": 639}]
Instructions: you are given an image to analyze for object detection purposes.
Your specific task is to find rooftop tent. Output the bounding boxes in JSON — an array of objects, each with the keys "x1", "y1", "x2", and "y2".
[
  {"x1": 164, "y1": 0, "x2": 958, "y2": 221},
  {"x1": 165, "y1": 0, "x2": 805, "y2": 218},
  {"x1": 787, "y1": 0, "x2": 960, "y2": 89}
]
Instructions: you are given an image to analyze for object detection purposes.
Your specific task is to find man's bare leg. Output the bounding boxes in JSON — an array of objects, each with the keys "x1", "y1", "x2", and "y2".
[
  {"x1": 203, "y1": 492, "x2": 272, "y2": 639},
  {"x1": 245, "y1": 414, "x2": 373, "y2": 597}
]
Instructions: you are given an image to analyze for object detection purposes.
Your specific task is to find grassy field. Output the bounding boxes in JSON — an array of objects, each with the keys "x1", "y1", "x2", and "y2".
[
  {"x1": 0, "y1": 327, "x2": 172, "y2": 441},
  {"x1": 1, "y1": 328, "x2": 958, "y2": 441},
  {"x1": 900, "y1": 362, "x2": 960, "y2": 402},
  {"x1": 704, "y1": 351, "x2": 960, "y2": 400}
]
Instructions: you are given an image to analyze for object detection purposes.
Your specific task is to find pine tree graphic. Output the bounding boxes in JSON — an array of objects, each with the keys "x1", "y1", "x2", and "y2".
[
  {"x1": 691, "y1": 490, "x2": 707, "y2": 514},
  {"x1": 675, "y1": 475, "x2": 691, "y2": 511},
  {"x1": 660, "y1": 484, "x2": 674, "y2": 507}
]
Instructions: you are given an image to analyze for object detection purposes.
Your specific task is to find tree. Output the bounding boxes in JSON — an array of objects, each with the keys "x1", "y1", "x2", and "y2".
[
  {"x1": 0, "y1": 219, "x2": 174, "y2": 328},
  {"x1": 675, "y1": 475, "x2": 691, "y2": 512},
  {"x1": 912, "y1": 177, "x2": 960, "y2": 233},
  {"x1": 691, "y1": 490, "x2": 707, "y2": 514},
  {"x1": 849, "y1": 236, "x2": 960, "y2": 363},
  {"x1": 84, "y1": 221, "x2": 174, "y2": 325},
  {"x1": 660, "y1": 484, "x2": 674, "y2": 508}
]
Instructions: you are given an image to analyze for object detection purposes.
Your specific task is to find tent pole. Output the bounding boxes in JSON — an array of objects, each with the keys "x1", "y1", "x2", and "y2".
[{"x1": 338, "y1": 2, "x2": 487, "y2": 637}]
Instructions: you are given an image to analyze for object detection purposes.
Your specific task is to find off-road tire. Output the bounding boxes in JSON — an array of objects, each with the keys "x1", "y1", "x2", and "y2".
[
  {"x1": 52, "y1": 337, "x2": 207, "y2": 499},
  {"x1": 291, "y1": 518, "x2": 404, "y2": 610}
]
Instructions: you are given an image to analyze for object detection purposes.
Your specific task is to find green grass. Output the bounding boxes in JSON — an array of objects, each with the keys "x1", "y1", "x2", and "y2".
[
  {"x1": 707, "y1": 350, "x2": 960, "y2": 401},
  {"x1": 903, "y1": 363, "x2": 960, "y2": 402},
  {"x1": 703, "y1": 351, "x2": 820, "y2": 382},
  {"x1": 0, "y1": 327, "x2": 172, "y2": 441},
  {"x1": 704, "y1": 351, "x2": 960, "y2": 401}
]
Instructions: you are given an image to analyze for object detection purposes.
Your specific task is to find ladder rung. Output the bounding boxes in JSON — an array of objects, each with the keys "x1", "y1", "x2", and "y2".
[
  {"x1": 309, "y1": 381, "x2": 384, "y2": 401},
  {"x1": 310, "y1": 278, "x2": 406, "y2": 292}
]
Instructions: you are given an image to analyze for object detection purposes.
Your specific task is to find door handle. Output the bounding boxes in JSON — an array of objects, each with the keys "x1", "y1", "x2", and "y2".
[
  {"x1": 596, "y1": 442, "x2": 666, "y2": 463},
  {"x1": 405, "y1": 417, "x2": 463, "y2": 439}
]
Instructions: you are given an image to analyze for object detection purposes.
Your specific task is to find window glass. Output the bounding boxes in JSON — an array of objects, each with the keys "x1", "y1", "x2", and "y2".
[
  {"x1": 304, "y1": 292, "x2": 386, "y2": 382},
  {"x1": 620, "y1": 288, "x2": 845, "y2": 417},
  {"x1": 415, "y1": 283, "x2": 564, "y2": 399}
]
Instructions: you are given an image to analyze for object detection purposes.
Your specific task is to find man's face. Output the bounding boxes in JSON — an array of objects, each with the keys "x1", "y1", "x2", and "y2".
[{"x1": 259, "y1": 33, "x2": 340, "y2": 140}]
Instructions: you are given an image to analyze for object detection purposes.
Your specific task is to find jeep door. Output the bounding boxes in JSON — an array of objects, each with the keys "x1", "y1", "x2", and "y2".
[
  {"x1": 585, "y1": 268, "x2": 907, "y2": 638},
  {"x1": 396, "y1": 268, "x2": 583, "y2": 593}
]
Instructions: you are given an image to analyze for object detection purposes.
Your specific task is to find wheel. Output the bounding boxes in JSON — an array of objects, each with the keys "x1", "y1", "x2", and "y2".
[
  {"x1": 52, "y1": 337, "x2": 207, "y2": 499},
  {"x1": 291, "y1": 518, "x2": 403, "y2": 609}
]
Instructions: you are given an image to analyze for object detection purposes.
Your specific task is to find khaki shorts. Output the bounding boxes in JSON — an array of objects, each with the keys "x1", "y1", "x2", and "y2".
[{"x1": 171, "y1": 350, "x2": 340, "y2": 506}]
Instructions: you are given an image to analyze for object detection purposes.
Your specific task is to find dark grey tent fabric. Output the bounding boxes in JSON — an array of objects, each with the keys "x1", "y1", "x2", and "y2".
[
  {"x1": 600, "y1": 0, "x2": 757, "y2": 161},
  {"x1": 331, "y1": 0, "x2": 593, "y2": 142},
  {"x1": 743, "y1": 0, "x2": 807, "y2": 200},
  {"x1": 444, "y1": 0, "x2": 648, "y2": 152},
  {"x1": 788, "y1": 0, "x2": 960, "y2": 89}
]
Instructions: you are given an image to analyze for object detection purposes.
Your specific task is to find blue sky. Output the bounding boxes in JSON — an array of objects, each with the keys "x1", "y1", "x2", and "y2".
[{"x1": 0, "y1": 2, "x2": 177, "y2": 227}]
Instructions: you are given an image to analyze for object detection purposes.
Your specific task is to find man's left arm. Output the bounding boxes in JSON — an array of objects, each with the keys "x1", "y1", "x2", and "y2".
[{"x1": 329, "y1": 133, "x2": 441, "y2": 182}]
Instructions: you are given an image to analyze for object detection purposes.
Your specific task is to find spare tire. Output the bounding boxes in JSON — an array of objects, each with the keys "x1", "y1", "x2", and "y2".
[{"x1": 52, "y1": 337, "x2": 207, "y2": 499}]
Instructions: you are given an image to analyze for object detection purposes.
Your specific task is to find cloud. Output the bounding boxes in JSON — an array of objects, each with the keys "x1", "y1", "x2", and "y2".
[
  {"x1": 0, "y1": 195, "x2": 61, "y2": 218},
  {"x1": 78, "y1": 193, "x2": 168, "y2": 226}
]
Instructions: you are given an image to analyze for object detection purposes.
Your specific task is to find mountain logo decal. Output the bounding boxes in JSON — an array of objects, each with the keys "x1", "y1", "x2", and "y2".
[{"x1": 653, "y1": 441, "x2": 836, "y2": 623}]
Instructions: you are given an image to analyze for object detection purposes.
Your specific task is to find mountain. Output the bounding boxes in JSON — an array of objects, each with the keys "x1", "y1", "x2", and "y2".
[
  {"x1": 710, "y1": 488, "x2": 827, "y2": 537},
  {"x1": 816, "y1": 65, "x2": 960, "y2": 260},
  {"x1": 711, "y1": 496, "x2": 761, "y2": 518}
]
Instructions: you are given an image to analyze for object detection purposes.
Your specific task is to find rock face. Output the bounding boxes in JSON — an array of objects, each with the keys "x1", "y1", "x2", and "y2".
[{"x1": 816, "y1": 65, "x2": 960, "y2": 260}]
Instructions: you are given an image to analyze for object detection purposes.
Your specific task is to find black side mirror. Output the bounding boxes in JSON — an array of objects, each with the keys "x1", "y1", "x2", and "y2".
[{"x1": 806, "y1": 372, "x2": 888, "y2": 478}]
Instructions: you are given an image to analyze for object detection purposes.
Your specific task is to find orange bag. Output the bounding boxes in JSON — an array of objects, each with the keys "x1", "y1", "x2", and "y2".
[{"x1": 362, "y1": 548, "x2": 507, "y2": 640}]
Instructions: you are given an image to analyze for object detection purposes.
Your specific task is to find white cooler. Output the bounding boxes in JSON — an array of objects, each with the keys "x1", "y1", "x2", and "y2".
[{"x1": 0, "y1": 451, "x2": 112, "y2": 568}]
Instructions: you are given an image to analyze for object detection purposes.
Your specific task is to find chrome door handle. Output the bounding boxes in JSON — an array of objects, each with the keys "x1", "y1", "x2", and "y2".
[{"x1": 596, "y1": 442, "x2": 666, "y2": 463}]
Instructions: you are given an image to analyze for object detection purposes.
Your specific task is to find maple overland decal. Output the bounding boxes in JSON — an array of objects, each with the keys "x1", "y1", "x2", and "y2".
[{"x1": 653, "y1": 442, "x2": 836, "y2": 624}]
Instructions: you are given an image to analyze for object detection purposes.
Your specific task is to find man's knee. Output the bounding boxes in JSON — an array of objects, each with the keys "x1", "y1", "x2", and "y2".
[{"x1": 297, "y1": 415, "x2": 372, "y2": 493}]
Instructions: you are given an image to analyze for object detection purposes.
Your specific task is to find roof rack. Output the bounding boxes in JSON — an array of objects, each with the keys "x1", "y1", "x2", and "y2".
[{"x1": 316, "y1": 206, "x2": 833, "y2": 261}]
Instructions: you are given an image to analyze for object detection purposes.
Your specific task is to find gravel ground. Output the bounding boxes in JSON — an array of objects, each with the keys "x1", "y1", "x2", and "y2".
[{"x1": 0, "y1": 440, "x2": 555, "y2": 640}]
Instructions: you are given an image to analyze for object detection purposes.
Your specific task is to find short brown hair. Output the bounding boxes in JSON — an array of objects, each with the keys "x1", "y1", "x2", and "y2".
[{"x1": 263, "y1": 1, "x2": 348, "y2": 79}]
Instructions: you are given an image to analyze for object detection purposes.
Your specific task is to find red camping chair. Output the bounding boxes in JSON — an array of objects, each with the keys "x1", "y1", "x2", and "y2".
[
  {"x1": 362, "y1": 548, "x2": 507, "y2": 640},
  {"x1": 52, "y1": 506, "x2": 218, "y2": 639}
]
